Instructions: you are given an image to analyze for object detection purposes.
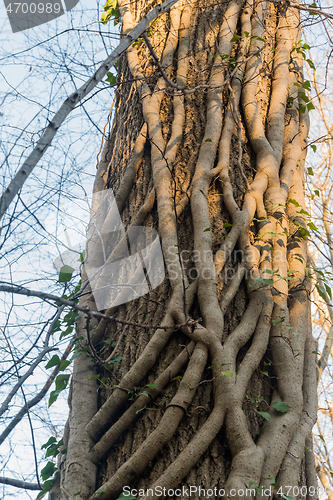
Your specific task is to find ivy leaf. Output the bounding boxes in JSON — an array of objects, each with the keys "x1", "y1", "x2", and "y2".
[
  {"x1": 299, "y1": 91, "x2": 309, "y2": 103},
  {"x1": 298, "y1": 103, "x2": 306, "y2": 114},
  {"x1": 310, "y1": 144, "x2": 317, "y2": 152},
  {"x1": 59, "y1": 360, "x2": 71, "y2": 371},
  {"x1": 78, "y1": 250, "x2": 85, "y2": 262},
  {"x1": 316, "y1": 283, "x2": 327, "y2": 301},
  {"x1": 58, "y1": 265, "x2": 74, "y2": 283},
  {"x1": 108, "y1": 355, "x2": 122, "y2": 366},
  {"x1": 106, "y1": 72, "x2": 117, "y2": 86},
  {"x1": 48, "y1": 390, "x2": 61, "y2": 407},
  {"x1": 41, "y1": 437, "x2": 57, "y2": 449},
  {"x1": 45, "y1": 355, "x2": 61, "y2": 369},
  {"x1": 254, "y1": 277, "x2": 274, "y2": 286},
  {"x1": 307, "y1": 102, "x2": 315, "y2": 111},
  {"x1": 139, "y1": 391, "x2": 150, "y2": 398},
  {"x1": 203, "y1": 227, "x2": 211, "y2": 232},
  {"x1": 116, "y1": 494, "x2": 137, "y2": 500},
  {"x1": 36, "y1": 479, "x2": 54, "y2": 499},
  {"x1": 55, "y1": 374, "x2": 70, "y2": 392},
  {"x1": 171, "y1": 375, "x2": 183, "y2": 381},
  {"x1": 204, "y1": 138, "x2": 212, "y2": 142},
  {"x1": 41, "y1": 461, "x2": 57, "y2": 481},
  {"x1": 307, "y1": 167, "x2": 314, "y2": 175},
  {"x1": 255, "y1": 409, "x2": 270, "y2": 421},
  {"x1": 271, "y1": 401, "x2": 291, "y2": 413},
  {"x1": 302, "y1": 80, "x2": 311, "y2": 90},
  {"x1": 230, "y1": 34, "x2": 242, "y2": 42},
  {"x1": 306, "y1": 58, "x2": 315, "y2": 69},
  {"x1": 288, "y1": 198, "x2": 300, "y2": 207},
  {"x1": 146, "y1": 383, "x2": 158, "y2": 390},
  {"x1": 325, "y1": 284, "x2": 332, "y2": 299}
]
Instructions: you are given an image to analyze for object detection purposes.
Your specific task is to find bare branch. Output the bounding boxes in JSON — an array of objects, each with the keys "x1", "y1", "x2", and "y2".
[
  {"x1": 0, "y1": 0, "x2": 181, "y2": 221},
  {"x1": 0, "y1": 477, "x2": 42, "y2": 491}
]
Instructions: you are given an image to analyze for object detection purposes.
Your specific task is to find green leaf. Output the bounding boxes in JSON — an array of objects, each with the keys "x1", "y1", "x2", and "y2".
[
  {"x1": 298, "y1": 208, "x2": 310, "y2": 216},
  {"x1": 308, "y1": 221, "x2": 319, "y2": 232},
  {"x1": 69, "y1": 492, "x2": 82, "y2": 499},
  {"x1": 248, "y1": 481, "x2": 256, "y2": 488},
  {"x1": 106, "y1": 72, "x2": 117, "y2": 86},
  {"x1": 254, "y1": 277, "x2": 274, "y2": 286},
  {"x1": 51, "y1": 320, "x2": 62, "y2": 334},
  {"x1": 96, "y1": 490, "x2": 107, "y2": 494},
  {"x1": 139, "y1": 391, "x2": 150, "y2": 398},
  {"x1": 45, "y1": 355, "x2": 61, "y2": 369},
  {"x1": 307, "y1": 167, "x2": 314, "y2": 175},
  {"x1": 108, "y1": 355, "x2": 122, "y2": 366},
  {"x1": 48, "y1": 390, "x2": 61, "y2": 407},
  {"x1": 255, "y1": 410, "x2": 270, "y2": 421},
  {"x1": 203, "y1": 227, "x2": 211, "y2": 232},
  {"x1": 204, "y1": 138, "x2": 212, "y2": 142},
  {"x1": 230, "y1": 34, "x2": 242, "y2": 42},
  {"x1": 271, "y1": 400, "x2": 291, "y2": 413},
  {"x1": 146, "y1": 383, "x2": 158, "y2": 390},
  {"x1": 171, "y1": 375, "x2": 183, "y2": 381},
  {"x1": 288, "y1": 198, "x2": 300, "y2": 207},
  {"x1": 41, "y1": 461, "x2": 57, "y2": 481},
  {"x1": 78, "y1": 250, "x2": 85, "y2": 262},
  {"x1": 302, "y1": 80, "x2": 311, "y2": 90},
  {"x1": 314, "y1": 189, "x2": 320, "y2": 196},
  {"x1": 307, "y1": 102, "x2": 315, "y2": 111},
  {"x1": 36, "y1": 479, "x2": 54, "y2": 499},
  {"x1": 58, "y1": 265, "x2": 74, "y2": 283},
  {"x1": 221, "y1": 370, "x2": 233, "y2": 378},
  {"x1": 325, "y1": 284, "x2": 332, "y2": 300},
  {"x1": 59, "y1": 326, "x2": 73, "y2": 340},
  {"x1": 55, "y1": 374, "x2": 70, "y2": 392},
  {"x1": 223, "y1": 222, "x2": 233, "y2": 228},
  {"x1": 116, "y1": 494, "x2": 137, "y2": 500},
  {"x1": 41, "y1": 437, "x2": 57, "y2": 449},
  {"x1": 59, "y1": 360, "x2": 71, "y2": 371},
  {"x1": 298, "y1": 103, "x2": 306, "y2": 114},
  {"x1": 310, "y1": 144, "x2": 317, "y2": 152},
  {"x1": 306, "y1": 58, "x2": 315, "y2": 69},
  {"x1": 316, "y1": 283, "x2": 327, "y2": 301},
  {"x1": 260, "y1": 370, "x2": 269, "y2": 376}
]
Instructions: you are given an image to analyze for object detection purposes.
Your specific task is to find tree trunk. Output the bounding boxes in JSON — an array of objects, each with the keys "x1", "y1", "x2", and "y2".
[{"x1": 59, "y1": 1, "x2": 318, "y2": 499}]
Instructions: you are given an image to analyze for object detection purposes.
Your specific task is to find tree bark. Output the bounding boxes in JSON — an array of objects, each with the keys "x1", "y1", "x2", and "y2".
[{"x1": 60, "y1": 1, "x2": 318, "y2": 499}]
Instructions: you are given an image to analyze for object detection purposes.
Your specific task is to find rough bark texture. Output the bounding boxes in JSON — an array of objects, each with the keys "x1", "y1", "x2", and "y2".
[{"x1": 58, "y1": 1, "x2": 318, "y2": 499}]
